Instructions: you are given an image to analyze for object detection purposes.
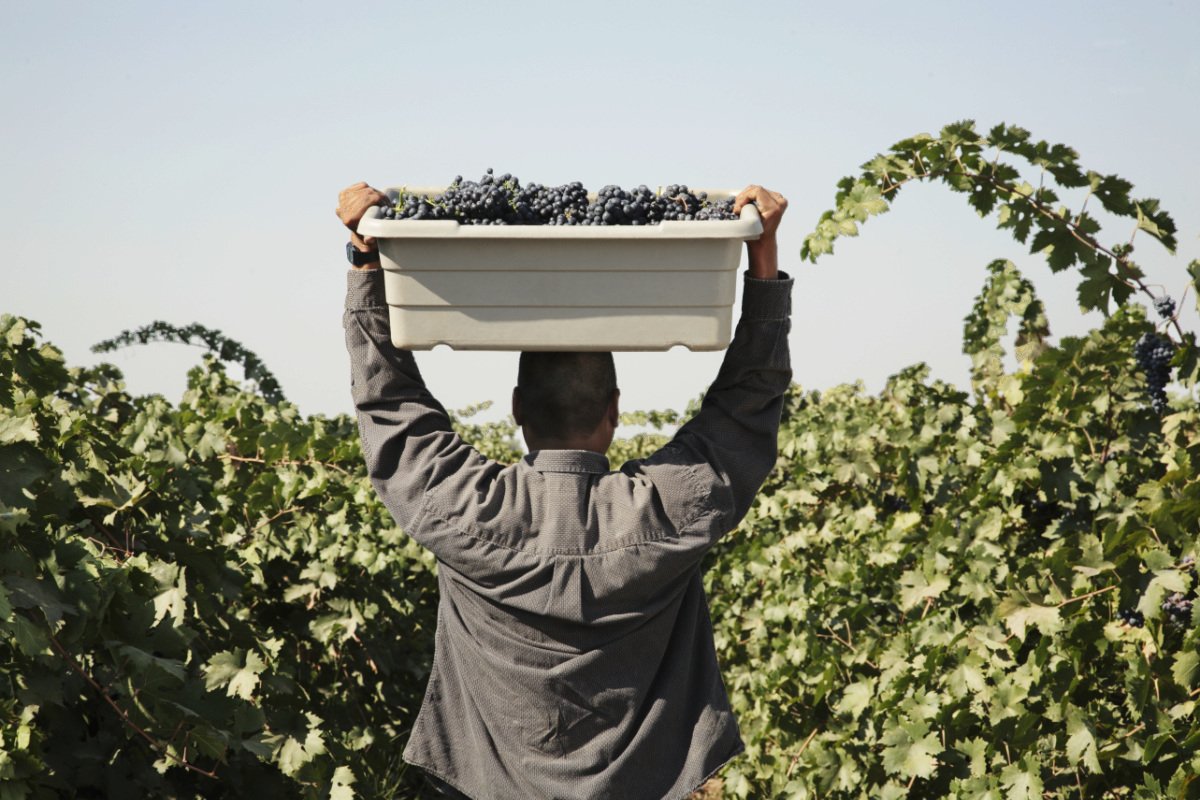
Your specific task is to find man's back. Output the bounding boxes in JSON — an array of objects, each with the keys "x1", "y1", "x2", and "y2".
[{"x1": 406, "y1": 451, "x2": 742, "y2": 798}]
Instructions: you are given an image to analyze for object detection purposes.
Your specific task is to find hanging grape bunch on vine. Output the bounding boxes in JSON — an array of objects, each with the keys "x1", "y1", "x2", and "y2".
[{"x1": 1135, "y1": 330, "x2": 1176, "y2": 415}]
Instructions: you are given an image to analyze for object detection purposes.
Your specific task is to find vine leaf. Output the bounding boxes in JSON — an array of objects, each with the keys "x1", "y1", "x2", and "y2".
[
  {"x1": 330, "y1": 766, "x2": 357, "y2": 800},
  {"x1": 1172, "y1": 651, "x2": 1199, "y2": 689},
  {"x1": 880, "y1": 717, "x2": 940, "y2": 779},
  {"x1": 148, "y1": 561, "x2": 187, "y2": 626},
  {"x1": 835, "y1": 679, "x2": 875, "y2": 719},
  {"x1": 1065, "y1": 707, "x2": 1102, "y2": 773},
  {"x1": 264, "y1": 713, "x2": 327, "y2": 777},
  {"x1": 204, "y1": 649, "x2": 267, "y2": 701},
  {"x1": 1000, "y1": 756, "x2": 1045, "y2": 800},
  {"x1": 997, "y1": 595, "x2": 1062, "y2": 640},
  {"x1": 1076, "y1": 256, "x2": 1128, "y2": 314}
]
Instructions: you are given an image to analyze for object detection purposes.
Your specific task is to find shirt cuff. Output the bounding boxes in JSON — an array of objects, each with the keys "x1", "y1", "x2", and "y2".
[
  {"x1": 741, "y1": 270, "x2": 793, "y2": 321},
  {"x1": 346, "y1": 268, "x2": 387, "y2": 310}
]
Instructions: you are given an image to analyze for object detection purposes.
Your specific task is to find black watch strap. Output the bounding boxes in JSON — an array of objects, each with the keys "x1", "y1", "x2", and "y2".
[{"x1": 346, "y1": 241, "x2": 380, "y2": 266}]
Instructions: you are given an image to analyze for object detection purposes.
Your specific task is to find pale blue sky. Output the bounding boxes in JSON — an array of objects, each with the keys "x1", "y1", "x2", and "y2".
[{"x1": 4, "y1": 1, "x2": 1198, "y2": 419}]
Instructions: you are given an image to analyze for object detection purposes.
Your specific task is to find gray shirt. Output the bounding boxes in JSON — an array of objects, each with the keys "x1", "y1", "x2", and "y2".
[{"x1": 344, "y1": 269, "x2": 793, "y2": 800}]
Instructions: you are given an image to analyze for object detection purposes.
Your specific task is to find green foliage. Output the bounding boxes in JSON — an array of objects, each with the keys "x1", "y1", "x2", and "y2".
[
  {"x1": 93, "y1": 320, "x2": 286, "y2": 404},
  {"x1": 1, "y1": 316, "x2": 514, "y2": 798},
  {"x1": 708, "y1": 311, "x2": 1200, "y2": 797},
  {"x1": 4, "y1": 122, "x2": 1199, "y2": 798},
  {"x1": 962, "y1": 259, "x2": 1051, "y2": 400},
  {"x1": 801, "y1": 120, "x2": 1178, "y2": 319},
  {"x1": 696, "y1": 121, "x2": 1199, "y2": 797}
]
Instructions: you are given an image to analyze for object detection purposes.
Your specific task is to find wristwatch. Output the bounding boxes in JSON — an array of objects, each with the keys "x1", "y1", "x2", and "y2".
[{"x1": 346, "y1": 241, "x2": 380, "y2": 267}]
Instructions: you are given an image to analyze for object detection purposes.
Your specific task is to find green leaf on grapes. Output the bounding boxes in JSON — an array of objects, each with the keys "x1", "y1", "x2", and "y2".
[
  {"x1": 330, "y1": 766, "x2": 357, "y2": 800},
  {"x1": 881, "y1": 718, "x2": 940, "y2": 779},
  {"x1": 1065, "y1": 706, "x2": 1102, "y2": 773},
  {"x1": 1172, "y1": 651, "x2": 1198, "y2": 689},
  {"x1": 1077, "y1": 256, "x2": 1121, "y2": 314},
  {"x1": 835, "y1": 679, "x2": 875, "y2": 718},
  {"x1": 1000, "y1": 757, "x2": 1045, "y2": 800},
  {"x1": 204, "y1": 649, "x2": 267, "y2": 701},
  {"x1": 998, "y1": 595, "x2": 1062, "y2": 640}
]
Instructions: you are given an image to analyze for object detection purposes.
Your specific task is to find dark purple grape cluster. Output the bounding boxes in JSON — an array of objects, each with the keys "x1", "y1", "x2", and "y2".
[
  {"x1": 514, "y1": 181, "x2": 589, "y2": 225},
  {"x1": 380, "y1": 190, "x2": 451, "y2": 221},
  {"x1": 379, "y1": 170, "x2": 740, "y2": 227},
  {"x1": 430, "y1": 170, "x2": 518, "y2": 225},
  {"x1": 1154, "y1": 296, "x2": 1177, "y2": 319},
  {"x1": 582, "y1": 184, "x2": 658, "y2": 225},
  {"x1": 1117, "y1": 608, "x2": 1145, "y2": 628},
  {"x1": 1162, "y1": 593, "x2": 1194, "y2": 629},
  {"x1": 659, "y1": 184, "x2": 709, "y2": 221},
  {"x1": 696, "y1": 196, "x2": 737, "y2": 220},
  {"x1": 380, "y1": 170, "x2": 518, "y2": 224},
  {"x1": 1134, "y1": 332, "x2": 1175, "y2": 414}
]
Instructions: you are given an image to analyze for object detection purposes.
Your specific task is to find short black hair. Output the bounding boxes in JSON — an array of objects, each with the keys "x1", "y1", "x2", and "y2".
[{"x1": 517, "y1": 352, "x2": 617, "y2": 441}]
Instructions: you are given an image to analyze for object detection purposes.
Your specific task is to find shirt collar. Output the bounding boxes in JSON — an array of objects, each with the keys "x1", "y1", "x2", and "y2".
[{"x1": 524, "y1": 449, "x2": 611, "y2": 475}]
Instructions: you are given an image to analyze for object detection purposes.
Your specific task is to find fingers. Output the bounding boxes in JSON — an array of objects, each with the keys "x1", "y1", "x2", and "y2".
[
  {"x1": 733, "y1": 185, "x2": 788, "y2": 218},
  {"x1": 336, "y1": 182, "x2": 388, "y2": 231},
  {"x1": 733, "y1": 185, "x2": 788, "y2": 243},
  {"x1": 732, "y1": 185, "x2": 756, "y2": 214}
]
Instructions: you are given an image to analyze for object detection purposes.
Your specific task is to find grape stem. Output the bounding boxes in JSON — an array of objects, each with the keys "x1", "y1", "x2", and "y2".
[
  {"x1": 1056, "y1": 584, "x2": 1116, "y2": 608},
  {"x1": 785, "y1": 727, "x2": 820, "y2": 777}
]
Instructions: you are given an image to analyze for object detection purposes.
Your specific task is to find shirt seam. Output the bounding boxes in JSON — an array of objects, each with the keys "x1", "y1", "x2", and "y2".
[{"x1": 418, "y1": 484, "x2": 715, "y2": 557}]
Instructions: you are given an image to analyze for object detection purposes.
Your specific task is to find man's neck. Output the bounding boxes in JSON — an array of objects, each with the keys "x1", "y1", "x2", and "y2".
[{"x1": 523, "y1": 433, "x2": 611, "y2": 456}]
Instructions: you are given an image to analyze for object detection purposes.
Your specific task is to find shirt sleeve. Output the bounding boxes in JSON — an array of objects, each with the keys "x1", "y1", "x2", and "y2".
[
  {"x1": 343, "y1": 269, "x2": 504, "y2": 567},
  {"x1": 625, "y1": 271, "x2": 793, "y2": 558}
]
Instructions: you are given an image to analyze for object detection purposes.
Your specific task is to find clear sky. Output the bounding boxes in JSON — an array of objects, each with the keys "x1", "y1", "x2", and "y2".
[{"x1": 4, "y1": 1, "x2": 1198, "y2": 421}]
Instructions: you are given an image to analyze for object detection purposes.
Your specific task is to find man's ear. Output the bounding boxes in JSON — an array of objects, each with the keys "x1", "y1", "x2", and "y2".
[
  {"x1": 607, "y1": 389, "x2": 620, "y2": 426},
  {"x1": 511, "y1": 387, "x2": 523, "y2": 425}
]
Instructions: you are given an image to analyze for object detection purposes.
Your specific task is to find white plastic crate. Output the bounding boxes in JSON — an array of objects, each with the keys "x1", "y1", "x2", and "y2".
[{"x1": 356, "y1": 187, "x2": 763, "y2": 352}]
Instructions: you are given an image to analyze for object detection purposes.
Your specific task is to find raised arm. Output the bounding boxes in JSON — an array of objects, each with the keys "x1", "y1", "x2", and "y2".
[
  {"x1": 337, "y1": 183, "x2": 504, "y2": 568},
  {"x1": 735, "y1": 184, "x2": 788, "y2": 280},
  {"x1": 630, "y1": 185, "x2": 793, "y2": 547}
]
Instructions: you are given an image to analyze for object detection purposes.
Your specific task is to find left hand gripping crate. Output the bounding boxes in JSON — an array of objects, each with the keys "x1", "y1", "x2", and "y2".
[{"x1": 356, "y1": 188, "x2": 763, "y2": 352}]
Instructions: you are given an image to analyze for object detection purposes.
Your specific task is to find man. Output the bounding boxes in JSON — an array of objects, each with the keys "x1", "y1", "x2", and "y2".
[{"x1": 338, "y1": 182, "x2": 791, "y2": 800}]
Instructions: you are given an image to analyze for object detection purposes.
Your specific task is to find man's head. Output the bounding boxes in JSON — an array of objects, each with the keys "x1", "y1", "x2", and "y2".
[{"x1": 512, "y1": 352, "x2": 620, "y2": 454}]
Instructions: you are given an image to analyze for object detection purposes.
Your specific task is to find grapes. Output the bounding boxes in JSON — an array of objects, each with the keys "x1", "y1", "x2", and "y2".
[
  {"x1": 516, "y1": 180, "x2": 589, "y2": 225},
  {"x1": 697, "y1": 197, "x2": 737, "y2": 220},
  {"x1": 1133, "y1": 332, "x2": 1175, "y2": 414},
  {"x1": 1117, "y1": 608, "x2": 1144, "y2": 628},
  {"x1": 1154, "y1": 296, "x2": 1176, "y2": 319},
  {"x1": 385, "y1": 170, "x2": 740, "y2": 227},
  {"x1": 1161, "y1": 593, "x2": 1194, "y2": 629},
  {"x1": 1116, "y1": 595, "x2": 1194, "y2": 631}
]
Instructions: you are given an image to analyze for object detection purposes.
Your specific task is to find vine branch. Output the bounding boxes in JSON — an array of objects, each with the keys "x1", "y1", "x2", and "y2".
[
  {"x1": 47, "y1": 629, "x2": 218, "y2": 779},
  {"x1": 1057, "y1": 585, "x2": 1116, "y2": 608}
]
